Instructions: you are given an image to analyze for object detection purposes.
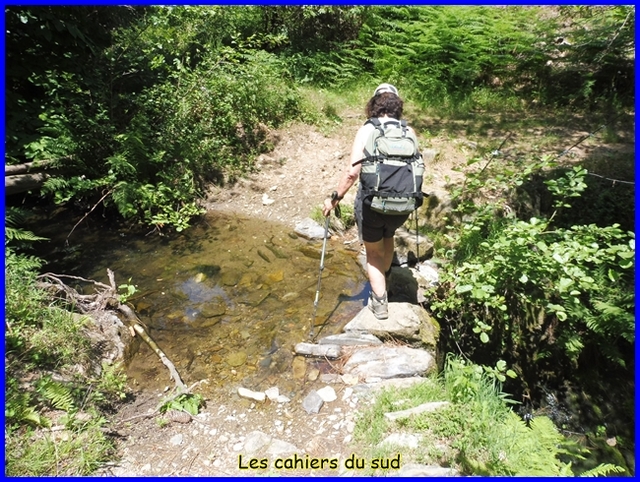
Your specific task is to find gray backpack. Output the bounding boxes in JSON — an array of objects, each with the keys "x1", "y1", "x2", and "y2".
[{"x1": 355, "y1": 118, "x2": 424, "y2": 215}]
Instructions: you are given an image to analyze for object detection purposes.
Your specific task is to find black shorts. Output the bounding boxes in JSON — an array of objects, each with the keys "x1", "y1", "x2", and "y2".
[{"x1": 355, "y1": 191, "x2": 409, "y2": 243}]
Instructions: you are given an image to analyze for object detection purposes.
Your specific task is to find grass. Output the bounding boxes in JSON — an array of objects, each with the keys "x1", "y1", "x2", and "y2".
[
  {"x1": 350, "y1": 354, "x2": 625, "y2": 476},
  {"x1": 5, "y1": 417, "x2": 114, "y2": 476}
]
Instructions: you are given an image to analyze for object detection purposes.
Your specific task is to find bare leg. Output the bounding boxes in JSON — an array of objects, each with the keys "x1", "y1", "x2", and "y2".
[
  {"x1": 383, "y1": 236, "x2": 395, "y2": 274},
  {"x1": 364, "y1": 239, "x2": 386, "y2": 298}
]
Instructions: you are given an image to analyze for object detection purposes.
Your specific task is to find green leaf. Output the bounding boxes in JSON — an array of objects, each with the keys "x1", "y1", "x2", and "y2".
[
  {"x1": 519, "y1": 273, "x2": 528, "y2": 283},
  {"x1": 455, "y1": 284, "x2": 473, "y2": 294},
  {"x1": 558, "y1": 278, "x2": 573, "y2": 292},
  {"x1": 480, "y1": 332, "x2": 489, "y2": 343}
]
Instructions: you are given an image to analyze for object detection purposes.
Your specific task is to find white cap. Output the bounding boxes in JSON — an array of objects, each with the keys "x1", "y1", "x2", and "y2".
[{"x1": 373, "y1": 83, "x2": 399, "y2": 97}]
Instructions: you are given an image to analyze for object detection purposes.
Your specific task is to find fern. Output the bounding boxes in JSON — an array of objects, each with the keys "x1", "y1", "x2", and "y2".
[
  {"x1": 5, "y1": 207, "x2": 48, "y2": 246},
  {"x1": 36, "y1": 377, "x2": 76, "y2": 413},
  {"x1": 499, "y1": 412, "x2": 573, "y2": 476},
  {"x1": 580, "y1": 463, "x2": 626, "y2": 476}
]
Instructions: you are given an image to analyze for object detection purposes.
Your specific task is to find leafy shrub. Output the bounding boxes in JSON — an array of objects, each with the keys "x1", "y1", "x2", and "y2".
[{"x1": 429, "y1": 161, "x2": 634, "y2": 401}]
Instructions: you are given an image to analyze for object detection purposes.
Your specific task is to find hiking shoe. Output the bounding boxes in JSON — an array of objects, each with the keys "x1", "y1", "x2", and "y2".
[{"x1": 368, "y1": 291, "x2": 388, "y2": 320}]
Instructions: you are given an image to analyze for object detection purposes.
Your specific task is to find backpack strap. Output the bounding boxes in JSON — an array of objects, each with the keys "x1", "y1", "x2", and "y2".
[{"x1": 353, "y1": 118, "x2": 384, "y2": 166}]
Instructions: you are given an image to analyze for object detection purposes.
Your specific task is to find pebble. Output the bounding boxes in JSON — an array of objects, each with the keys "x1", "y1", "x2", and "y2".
[
  {"x1": 170, "y1": 434, "x2": 183, "y2": 446},
  {"x1": 265, "y1": 387, "x2": 280, "y2": 400},
  {"x1": 302, "y1": 390, "x2": 324, "y2": 414},
  {"x1": 316, "y1": 386, "x2": 337, "y2": 402},
  {"x1": 237, "y1": 387, "x2": 266, "y2": 402}
]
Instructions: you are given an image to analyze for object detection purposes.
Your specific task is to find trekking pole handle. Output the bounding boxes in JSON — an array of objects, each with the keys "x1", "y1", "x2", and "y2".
[{"x1": 331, "y1": 191, "x2": 342, "y2": 218}]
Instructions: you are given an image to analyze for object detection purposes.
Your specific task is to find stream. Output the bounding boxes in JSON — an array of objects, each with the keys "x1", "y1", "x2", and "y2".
[{"x1": 29, "y1": 208, "x2": 369, "y2": 403}]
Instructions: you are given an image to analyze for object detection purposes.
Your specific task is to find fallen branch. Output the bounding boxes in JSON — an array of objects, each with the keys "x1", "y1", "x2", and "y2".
[
  {"x1": 118, "y1": 303, "x2": 186, "y2": 391},
  {"x1": 66, "y1": 188, "x2": 114, "y2": 244},
  {"x1": 36, "y1": 269, "x2": 187, "y2": 392}
]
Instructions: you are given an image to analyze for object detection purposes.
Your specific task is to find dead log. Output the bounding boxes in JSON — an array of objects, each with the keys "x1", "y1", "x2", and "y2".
[
  {"x1": 5, "y1": 159, "x2": 55, "y2": 176},
  {"x1": 5, "y1": 172, "x2": 50, "y2": 196}
]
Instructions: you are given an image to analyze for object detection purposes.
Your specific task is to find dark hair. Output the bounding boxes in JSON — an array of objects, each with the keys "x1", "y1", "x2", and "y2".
[{"x1": 365, "y1": 92, "x2": 403, "y2": 119}]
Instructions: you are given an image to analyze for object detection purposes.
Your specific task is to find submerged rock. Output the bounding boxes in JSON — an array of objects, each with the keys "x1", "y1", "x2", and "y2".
[
  {"x1": 292, "y1": 356, "x2": 307, "y2": 380},
  {"x1": 226, "y1": 351, "x2": 247, "y2": 367}
]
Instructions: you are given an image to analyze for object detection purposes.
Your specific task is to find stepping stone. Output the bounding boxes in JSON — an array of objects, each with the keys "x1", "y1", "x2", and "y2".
[
  {"x1": 342, "y1": 346, "x2": 435, "y2": 379},
  {"x1": 294, "y1": 342, "x2": 341, "y2": 359},
  {"x1": 384, "y1": 401, "x2": 450, "y2": 421},
  {"x1": 317, "y1": 332, "x2": 382, "y2": 346}
]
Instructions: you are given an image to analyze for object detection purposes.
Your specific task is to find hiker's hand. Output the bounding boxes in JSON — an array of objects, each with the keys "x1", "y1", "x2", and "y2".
[{"x1": 322, "y1": 197, "x2": 337, "y2": 217}]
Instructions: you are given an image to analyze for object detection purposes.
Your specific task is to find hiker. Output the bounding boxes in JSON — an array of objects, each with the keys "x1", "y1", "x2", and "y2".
[{"x1": 322, "y1": 83, "x2": 423, "y2": 320}]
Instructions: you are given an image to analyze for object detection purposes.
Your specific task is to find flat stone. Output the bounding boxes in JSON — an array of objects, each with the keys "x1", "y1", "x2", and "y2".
[
  {"x1": 316, "y1": 386, "x2": 337, "y2": 402},
  {"x1": 346, "y1": 302, "x2": 440, "y2": 349},
  {"x1": 342, "y1": 346, "x2": 435, "y2": 379},
  {"x1": 276, "y1": 395, "x2": 291, "y2": 403},
  {"x1": 384, "y1": 401, "x2": 450, "y2": 421},
  {"x1": 317, "y1": 332, "x2": 382, "y2": 346},
  {"x1": 294, "y1": 342, "x2": 341, "y2": 359},
  {"x1": 379, "y1": 432, "x2": 423, "y2": 449},
  {"x1": 237, "y1": 387, "x2": 266, "y2": 402},
  {"x1": 265, "y1": 439, "x2": 299, "y2": 458},
  {"x1": 264, "y1": 387, "x2": 280, "y2": 401},
  {"x1": 243, "y1": 431, "x2": 272, "y2": 455},
  {"x1": 302, "y1": 390, "x2": 324, "y2": 414},
  {"x1": 395, "y1": 463, "x2": 459, "y2": 477}
]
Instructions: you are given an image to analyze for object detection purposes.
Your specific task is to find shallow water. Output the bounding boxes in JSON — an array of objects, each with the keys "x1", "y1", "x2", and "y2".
[{"x1": 32, "y1": 210, "x2": 369, "y2": 401}]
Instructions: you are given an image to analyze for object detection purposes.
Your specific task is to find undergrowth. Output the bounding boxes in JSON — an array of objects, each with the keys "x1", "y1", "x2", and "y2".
[
  {"x1": 353, "y1": 354, "x2": 626, "y2": 476},
  {"x1": 5, "y1": 226, "x2": 129, "y2": 475}
]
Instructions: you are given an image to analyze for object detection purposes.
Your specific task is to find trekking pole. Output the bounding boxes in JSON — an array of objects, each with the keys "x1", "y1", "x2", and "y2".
[
  {"x1": 310, "y1": 191, "x2": 341, "y2": 340},
  {"x1": 415, "y1": 208, "x2": 419, "y2": 264}
]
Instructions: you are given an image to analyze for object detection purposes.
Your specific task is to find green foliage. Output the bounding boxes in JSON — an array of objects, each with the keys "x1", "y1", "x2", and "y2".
[
  {"x1": 6, "y1": 6, "x2": 632, "y2": 230},
  {"x1": 5, "y1": 207, "x2": 49, "y2": 247},
  {"x1": 430, "y1": 159, "x2": 635, "y2": 446},
  {"x1": 6, "y1": 6, "x2": 306, "y2": 232},
  {"x1": 159, "y1": 393, "x2": 204, "y2": 416},
  {"x1": 36, "y1": 376, "x2": 76, "y2": 413}
]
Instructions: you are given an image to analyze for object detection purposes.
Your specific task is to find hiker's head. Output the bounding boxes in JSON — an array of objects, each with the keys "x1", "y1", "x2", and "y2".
[{"x1": 366, "y1": 83, "x2": 403, "y2": 119}]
